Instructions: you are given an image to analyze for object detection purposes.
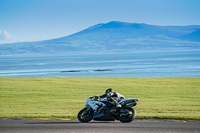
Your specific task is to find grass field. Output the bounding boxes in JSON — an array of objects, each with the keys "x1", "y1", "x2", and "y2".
[{"x1": 0, "y1": 77, "x2": 199, "y2": 120}]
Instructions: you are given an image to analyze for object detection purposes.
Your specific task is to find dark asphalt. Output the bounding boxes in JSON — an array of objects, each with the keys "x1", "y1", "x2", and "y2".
[{"x1": 0, "y1": 118, "x2": 199, "y2": 133}]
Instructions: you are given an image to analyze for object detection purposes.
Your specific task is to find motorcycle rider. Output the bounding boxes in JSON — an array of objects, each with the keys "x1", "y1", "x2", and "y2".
[
  {"x1": 92, "y1": 88, "x2": 124, "y2": 112},
  {"x1": 101, "y1": 88, "x2": 124, "y2": 107}
]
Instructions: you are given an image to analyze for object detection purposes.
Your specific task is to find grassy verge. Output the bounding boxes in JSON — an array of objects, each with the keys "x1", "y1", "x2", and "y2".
[{"x1": 0, "y1": 77, "x2": 199, "y2": 120}]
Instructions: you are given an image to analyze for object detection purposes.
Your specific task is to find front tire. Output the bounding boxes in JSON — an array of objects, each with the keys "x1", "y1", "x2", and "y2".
[
  {"x1": 117, "y1": 107, "x2": 136, "y2": 123},
  {"x1": 78, "y1": 108, "x2": 93, "y2": 122}
]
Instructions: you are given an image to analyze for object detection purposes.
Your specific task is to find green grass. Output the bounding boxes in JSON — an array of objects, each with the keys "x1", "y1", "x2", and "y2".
[{"x1": 0, "y1": 77, "x2": 199, "y2": 120}]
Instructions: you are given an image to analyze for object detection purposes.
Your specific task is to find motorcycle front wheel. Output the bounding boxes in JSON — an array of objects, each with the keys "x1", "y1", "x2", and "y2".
[
  {"x1": 117, "y1": 107, "x2": 136, "y2": 123},
  {"x1": 77, "y1": 108, "x2": 93, "y2": 122}
]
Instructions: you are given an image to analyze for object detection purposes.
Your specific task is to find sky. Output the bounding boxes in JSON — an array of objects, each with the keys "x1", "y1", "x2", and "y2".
[{"x1": 0, "y1": 0, "x2": 200, "y2": 44}]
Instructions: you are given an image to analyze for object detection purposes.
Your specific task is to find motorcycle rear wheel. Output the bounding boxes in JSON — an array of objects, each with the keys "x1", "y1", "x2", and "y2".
[
  {"x1": 117, "y1": 107, "x2": 135, "y2": 123},
  {"x1": 78, "y1": 108, "x2": 93, "y2": 122}
]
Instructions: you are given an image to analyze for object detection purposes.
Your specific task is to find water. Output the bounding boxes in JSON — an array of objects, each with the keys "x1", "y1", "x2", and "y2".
[{"x1": 0, "y1": 50, "x2": 200, "y2": 77}]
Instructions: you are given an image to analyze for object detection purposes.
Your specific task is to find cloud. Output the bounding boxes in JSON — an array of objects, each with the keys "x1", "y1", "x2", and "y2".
[
  {"x1": 0, "y1": 30, "x2": 12, "y2": 40},
  {"x1": 3, "y1": 30, "x2": 12, "y2": 39},
  {"x1": 0, "y1": 30, "x2": 14, "y2": 44},
  {"x1": 0, "y1": 30, "x2": 4, "y2": 40}
]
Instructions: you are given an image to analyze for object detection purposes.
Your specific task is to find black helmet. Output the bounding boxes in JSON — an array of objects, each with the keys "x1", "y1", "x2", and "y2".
[{"x1": 105, "y1": 88, "x2": 113, "y2": 94}]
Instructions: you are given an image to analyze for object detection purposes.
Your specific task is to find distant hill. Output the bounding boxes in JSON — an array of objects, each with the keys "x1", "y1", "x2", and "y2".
[{"x1": 0, "y1": 21, "x2": 200, "y2": 55}]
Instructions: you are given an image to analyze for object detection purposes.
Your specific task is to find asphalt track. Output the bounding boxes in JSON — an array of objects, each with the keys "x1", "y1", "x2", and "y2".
[{"x1": 0, "y1": 118, "x2": 199, "y2": 133}]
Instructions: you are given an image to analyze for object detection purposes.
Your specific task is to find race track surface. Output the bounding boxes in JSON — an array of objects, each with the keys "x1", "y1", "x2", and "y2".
[{"x1": 0, "y1": 118, "x2": 199, "y2": 133}]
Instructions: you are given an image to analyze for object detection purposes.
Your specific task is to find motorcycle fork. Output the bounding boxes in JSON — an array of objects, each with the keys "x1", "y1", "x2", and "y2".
[{"x1": 86, "y1": 105, "x2": 91, "y2": 111}]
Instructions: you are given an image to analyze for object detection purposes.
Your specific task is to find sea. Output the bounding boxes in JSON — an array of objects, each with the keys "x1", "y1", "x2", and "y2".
[{"x1": 0, "y1": 50, "x2": 200, "y2": 77}]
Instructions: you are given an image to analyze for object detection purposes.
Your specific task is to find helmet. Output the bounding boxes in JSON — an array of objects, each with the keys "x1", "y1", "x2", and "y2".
[{"x1": 105, "y1": 88, "x2": 113, "y2": 94}]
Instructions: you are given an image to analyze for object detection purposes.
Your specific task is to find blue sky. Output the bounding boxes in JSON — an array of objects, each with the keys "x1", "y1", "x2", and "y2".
[{"x1": 0, "y1": 0, "x2": 200, "y2": 43}]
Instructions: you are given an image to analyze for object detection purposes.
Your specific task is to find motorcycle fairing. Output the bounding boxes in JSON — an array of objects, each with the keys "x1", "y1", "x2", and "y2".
[{"x1": 85, "y1": 98, "x2": 106, "y2": 118}]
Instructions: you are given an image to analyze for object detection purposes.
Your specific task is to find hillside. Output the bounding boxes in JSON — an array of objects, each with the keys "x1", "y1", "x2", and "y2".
[{"x1": 0, "y1": 21, "x2": 200, "y2": 55}]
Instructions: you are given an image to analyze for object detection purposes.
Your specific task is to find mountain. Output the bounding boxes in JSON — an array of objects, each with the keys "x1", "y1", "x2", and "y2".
[{"x1": 0, "y1": 21, "x2": 200, "y2": 55}]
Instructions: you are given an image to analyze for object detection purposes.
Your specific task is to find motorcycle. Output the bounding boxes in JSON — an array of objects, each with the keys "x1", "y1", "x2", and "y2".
[{"x1": 77, "y1": 95, "x2": 139, "y2": 123}]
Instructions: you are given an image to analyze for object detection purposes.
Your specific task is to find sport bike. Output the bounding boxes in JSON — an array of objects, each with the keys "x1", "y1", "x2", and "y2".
[{"x1": 78, "y1": 96, "x2": 138, "y2": 123}]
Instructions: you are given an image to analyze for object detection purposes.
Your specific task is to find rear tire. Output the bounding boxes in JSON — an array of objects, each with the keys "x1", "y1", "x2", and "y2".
[
  {"x1": 117, "y1": 107, "x2": 135, "y2": 123},
  {"x1": 78, "y1": 108, "x2": 93, "y2": 122}
]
